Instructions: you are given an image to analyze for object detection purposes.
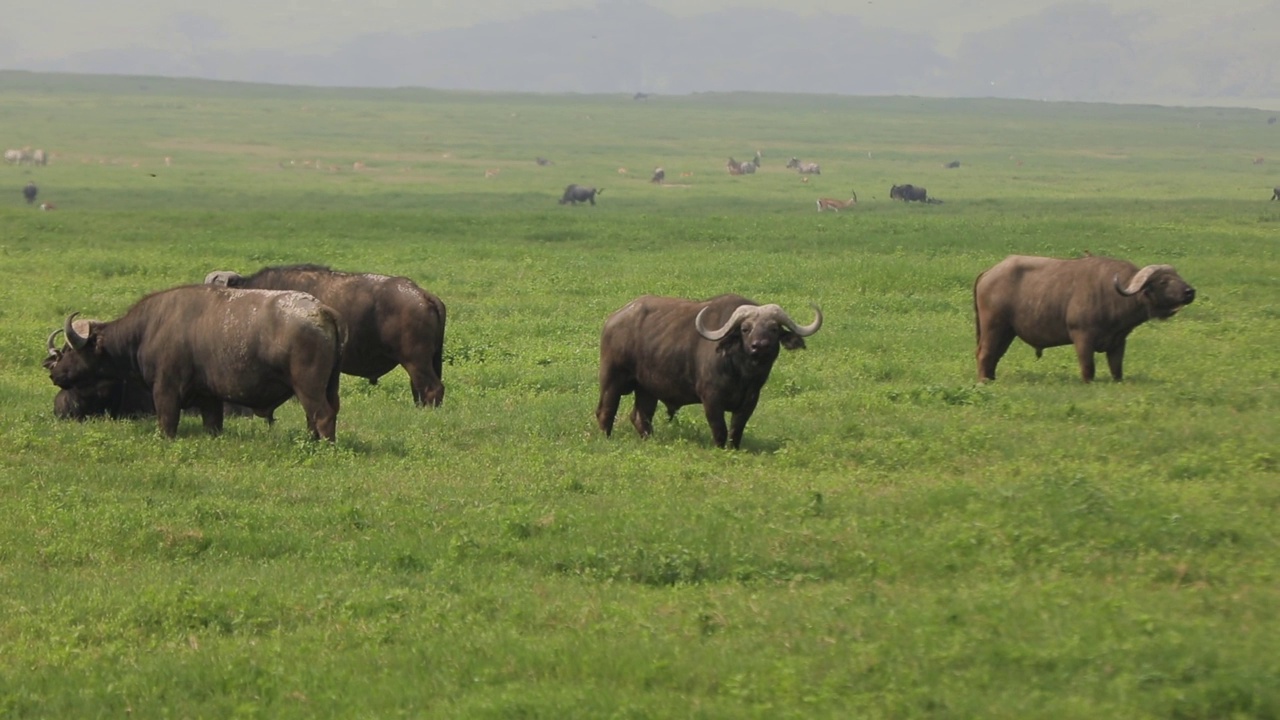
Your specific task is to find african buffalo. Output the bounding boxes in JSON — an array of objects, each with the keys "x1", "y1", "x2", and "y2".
[
  {"x1": 974, "y1": 255, "x2": 1196, "y2": 383},
  {"x1": 1272, "y1": 187, "x2": 1279, "y2": 201},
  {"x1": 560, "y1": 184, "x2": 603, "y2": 205},
  {"x1": 44, "y1": 325, "x2": 259, "y2": 422},
  {"x1": 48, "y1": 285, "x2": 344, "y2": 439},
  {"x1": 206, "y1": 264, "x2": 446, "y2": 407},
  {"x1": 23, "y1": 182, "x2": 37, "y2": 204},
  {"x1": 596, "y1": 294, "x2": 822, "y2": 449}
]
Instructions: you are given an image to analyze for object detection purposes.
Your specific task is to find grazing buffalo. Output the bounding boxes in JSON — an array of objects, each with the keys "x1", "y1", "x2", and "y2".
[
  {"x1": 560, "y1": 184, "x2": 603, "y2": 205},
  {"x1": 889, "y1": 184, "x2": 936, "y2": 202},
  {"x1": 44, "y1": 325, "x2": 156, "y2": 420},
  {"x1": 1271, "y1": 187, "x2": 1279, "y2": 201},
  {"x1": 206, "y1": 265, "x2": 446, "y2": 406},
  {"x1": 44, "y1": 325, "x2": 258, "y2": 422},
  {"x1": 786, "y1": 157, "x2": 821, "y2": 174},
  {"x1": 974, "y1": 255, "x2": 1196, "y2": 383},
  {"x1": 596, "y1": 294, "x2": 822, "y2": 449},
  {"x1": 47, "y1": 285, "x2": 344, "y2": 439},
  {"x1": 23, "y1": 182, "x2": 37, "y2": 204}
]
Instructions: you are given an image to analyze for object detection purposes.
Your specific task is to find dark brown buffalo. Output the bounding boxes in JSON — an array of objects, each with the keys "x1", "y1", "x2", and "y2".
[
  {"x1": 974, "y1": 255, "x2": 1196, "y2": 383},
  {"x1": 1272, "y1": 186, "x2": 1279, "y2": 201},
  {"x1": 207, "y1": 265, "x2": 446, "y2": 407},
  {"x1": 596, "y1": 294, "x2": 822, "y2": 449},
  {"x1": 48, "y1": 286, "x2": 343, "y2": 439},
  {"x1": 45, "y1": 326, "x2": 260, "y2": 422}
]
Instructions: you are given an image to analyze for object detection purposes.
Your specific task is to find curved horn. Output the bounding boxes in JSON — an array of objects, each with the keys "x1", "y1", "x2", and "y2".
[
  {"x1": 46, "y1": 328, "x2": 63, "y2": 354},
  {"x1": 695, "y1": 305, "x2": 758, "y2": 341},
  {"x1": 64, "y1": 312, "x2": 89, "y2": 350},
  {"x1": 773, "y1": 303, "x2": 824, "y2": 337},
  {"x1": 1115, "y1": 264, "x2": 1175, "y2": 296}
]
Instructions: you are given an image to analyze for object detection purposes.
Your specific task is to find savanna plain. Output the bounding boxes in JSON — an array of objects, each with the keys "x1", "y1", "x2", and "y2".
[{"x1": 1, "y1": 72, "x2": 1278, "y2": 718}]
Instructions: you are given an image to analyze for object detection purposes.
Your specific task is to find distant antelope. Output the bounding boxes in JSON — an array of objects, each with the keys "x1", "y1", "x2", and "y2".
[
  {"x1": 1254, "y1": 156, "x2": 1265, "y2": 165},
  {"x1": 39, "y1": 201, "x2": 56, "y2": 211},
  {"x1": 353, "y1": 161, "x2": 366, "y2": 171},
  {"x1": 617, "y1": 167, "x2": 628, "y2": 174},
  {"x1": 679, "y1": 171, "x2": 693, "y2": 177},
  {"x1": 164, "y1": 156, "x2": 172, "y2": 167},
  {"x1": 484, "y1": 168, "x2": 500, "y2": 178},
  {"x1": 816, "y1": 192, "x2": 857, "y2": 212}
]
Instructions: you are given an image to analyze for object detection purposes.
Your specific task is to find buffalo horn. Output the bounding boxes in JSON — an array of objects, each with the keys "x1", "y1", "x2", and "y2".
[
  {"x1": 46, "y1": 328, "x2": 63, "y2": 355},
  {"x1": 64, "y1": 312, "x2": 89, "y2": 351},
  {"x1": 695, "y1": 305, "x2": 759, "y2": 341},
  {"x1": 1115, "y1": 264, "x2": 1175, "y2": 296},
  {"x1": 775, "y1": 303, "x2": 823, "y2": 337}
]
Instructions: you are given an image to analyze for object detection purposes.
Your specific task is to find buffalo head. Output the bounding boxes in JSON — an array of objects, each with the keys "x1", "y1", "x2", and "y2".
[
  {"x1": 1113, "y1": 265, "x2": 1196, "y2": 319},
  {"x1": 47, "y1": 313, "x2": 112, "y2": 389},
  {"x1": 695, "y1": 303, "x2": 823, "y2": 360}
]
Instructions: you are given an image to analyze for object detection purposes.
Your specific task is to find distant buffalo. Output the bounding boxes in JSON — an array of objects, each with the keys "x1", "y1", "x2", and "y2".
[
  {"x1": 1272, "y1": 187, "x2": 1279, "y2": 201},
  {"x1": 23, "y1": 182, "x2": 37, "y2": 204},
  {"x1": 560, "y1": 184, "x2": 603, "y2": 205},
  {"x1": 651, "y1": 167, "x2": 665, "y2": 184},
  {"x1": 944, "y1": 160, "x2": 961, "y2": 169},
  {"x1": 596, "y1": 294, "x2": 822, "y2": 449},
  {"x1": 974, "y1": 255, "x2": 1195, "y2": 382}
]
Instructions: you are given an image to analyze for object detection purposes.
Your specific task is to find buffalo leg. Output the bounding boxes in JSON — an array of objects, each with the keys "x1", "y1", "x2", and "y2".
[
  {"x1": 976, "y1": 325, "x2": 1016, "y2": 382},
  {"x1": 630, "y1": 390, "x2": 658, "y2": 438},
  {"x1": 405, "y1": 362, "x2": 445, "y2": 407},
  {"x1": 296, "y1": 388, "x2": 337, "y2": 441},
  {"x1": 727, "y1": 395, "x2": 760, "y2": 450},
  {"x1": 1071, "y1": 334, "x2": 1097, "y2": 382},
  {"x1": 1105, "y1": 338, "x2": 1127, "y2": 381},
  {"x1": 595, "y1": 388, "x2": 622, "y2": 437},
  {"x1": 703, "y1": 403, "x2": 729, "y2": 448},
  {"x1": 152, "y1": 385, "x2": 182, "y2": 439},
  {"x1": 199, "y1": 398, "x2": 225, "y2": 436}
]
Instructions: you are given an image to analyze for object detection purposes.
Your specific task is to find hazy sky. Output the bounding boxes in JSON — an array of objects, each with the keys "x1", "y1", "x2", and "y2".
[{"x1": 3, "y1": 0, "x2": 1250, "y2": 61}]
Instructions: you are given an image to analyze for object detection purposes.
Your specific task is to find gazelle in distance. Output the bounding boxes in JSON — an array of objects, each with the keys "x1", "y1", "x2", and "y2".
[{"x1": 816, "y1": 191, "x2": 858, "y2": 212}]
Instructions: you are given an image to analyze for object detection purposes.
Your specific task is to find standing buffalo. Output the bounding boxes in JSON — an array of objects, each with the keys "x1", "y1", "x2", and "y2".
[
  {"x1": 206, "y1": 264, "x2": 446, "y2": 406},
  {"x1": 596, "y1": 294, "x2": 822, "y2": 449},
  {"x1": 1271, "y1": 187, "x2": 1279, "y2": 201},
  {"x1": 650, "y1": 167, "x2": 665, "y2": 184},
  {"x1": 974, "y1": 255, "x2": 1196, "y2": 383},
  {"x1": 23, "y1": 182, "x2": 37, "y2": 204},
  {"x1": 47, "y1": 285, "x2": 344, "y2": 439},
  {"x1": 560, "y1": 184, "x2": 603, "y2": 205}
]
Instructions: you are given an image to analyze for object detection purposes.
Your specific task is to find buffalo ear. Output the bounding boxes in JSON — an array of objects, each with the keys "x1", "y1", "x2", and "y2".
[{"x1": 781, "y1": 332, "x2": 807, "y2": 351}]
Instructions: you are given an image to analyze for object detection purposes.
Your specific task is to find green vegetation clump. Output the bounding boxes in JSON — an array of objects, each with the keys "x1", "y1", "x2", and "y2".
[{"x1": 0, "y1": 73, "x2": 1277, "y2": 718}]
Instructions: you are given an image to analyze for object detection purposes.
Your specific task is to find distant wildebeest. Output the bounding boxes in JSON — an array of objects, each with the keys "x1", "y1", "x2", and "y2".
[
  {"x1": 535, "y1": 157, "x2": 553, "y2": 166},
  {"x1": 889, "y1": 184, "x2": 942, "y2": 203},
  {"x1": 23, "y1": 182, "x2": 37, "y2": 204},
  {"x1": 973, "y1": 255, "x2": 1196, "y2": 383},
  {"x1": 48, "y1": 286, "x2": 344, "y2": 439},
  {"x1": 206, "y1": 265, "x2": 447, "y2": 407},
  {"x1": 596, "y1": 294, "x2": 822, "y2": 449},
  {"x1": 786, "y1": 157, "x2": 821, "y2": 174},
  {"x1": 1272, "y1": 187, "x2": 1279, "y2": 201},
  {"x1": 944, "y1": 160, "x2": 961, "y2": 169},
  {"x1": 651, "y1": 167, "x2": 665, "y2": 184},
  {"x1": 816, "y1": 192, "x2": 857, "y2": 211},
  {"x1": 560, "y1": 184, "x2": 603, "y2": 205}
]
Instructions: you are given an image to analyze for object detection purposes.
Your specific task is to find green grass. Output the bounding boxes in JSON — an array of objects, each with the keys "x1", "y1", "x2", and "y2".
[{"x1": 1, "y1": 72, "x2": 1278, "y2": 718}]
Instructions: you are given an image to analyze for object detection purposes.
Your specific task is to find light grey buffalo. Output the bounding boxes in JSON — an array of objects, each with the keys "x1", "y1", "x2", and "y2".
[{"x1": 973, "y1": 255, "x2": 1196, "y2": 382}]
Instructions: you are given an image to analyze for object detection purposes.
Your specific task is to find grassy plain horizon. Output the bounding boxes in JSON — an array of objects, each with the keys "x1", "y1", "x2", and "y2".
[{"x1": 0, "y1": 73, "x2": 1277, "y2": 718}]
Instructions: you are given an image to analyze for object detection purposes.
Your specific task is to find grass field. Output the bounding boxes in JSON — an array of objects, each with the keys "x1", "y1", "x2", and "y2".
[{"x1": 1, "y1": 71, "x2": 1278, "y2": 718}]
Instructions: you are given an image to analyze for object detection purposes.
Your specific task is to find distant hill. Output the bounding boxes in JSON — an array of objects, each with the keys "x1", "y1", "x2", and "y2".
[{"x1": 16, "y1": 2, "x2": 1280, "y2": 107}]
